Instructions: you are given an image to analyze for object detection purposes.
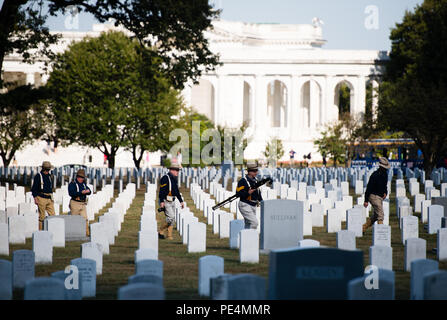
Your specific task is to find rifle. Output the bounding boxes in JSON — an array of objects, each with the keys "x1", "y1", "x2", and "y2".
[{"x1": 212, "y1": 177, "x2": 273, "y2": 211}]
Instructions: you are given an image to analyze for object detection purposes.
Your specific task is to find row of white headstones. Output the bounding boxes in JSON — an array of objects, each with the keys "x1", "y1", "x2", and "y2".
[
  {"x1": 187, "y1": 174, "x2": 447, "y2": 298},
  {"x1": 0, "y1": 183, "x2": 115, "y2": 254},
  {"x1": 134, "y1": 182, "x2": 263, "y2": 299},
  {"x1": 0, "y1": 183, "x2": 136, "y2": 300}
]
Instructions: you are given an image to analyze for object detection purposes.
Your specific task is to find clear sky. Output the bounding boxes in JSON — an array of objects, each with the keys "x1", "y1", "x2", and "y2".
[{"x1": 3, "y1": 0, "x2": 424, "y2": 51}]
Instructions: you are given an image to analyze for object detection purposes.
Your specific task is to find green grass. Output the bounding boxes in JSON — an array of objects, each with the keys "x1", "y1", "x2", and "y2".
[{"x1": 1, "y1": 179, "x2": 446, "y2": 300}]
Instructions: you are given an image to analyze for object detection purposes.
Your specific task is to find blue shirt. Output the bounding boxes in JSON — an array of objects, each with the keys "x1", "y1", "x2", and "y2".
[{"x1": 68, "y1": 180, "x2": 91, "y2": 201}]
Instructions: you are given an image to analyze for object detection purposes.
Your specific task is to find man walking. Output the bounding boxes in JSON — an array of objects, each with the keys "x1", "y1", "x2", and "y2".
[
  {"x1": 237, "y1": 162, "x2": 263, "y2": 229},
  {"x1": 362, "y1": 157, "x2": 390, "y2": 231},
  {"x1": 31, "y1": 161, "x2": 55, "y2": 230},
  {"x1": 158, "y1": 163, "x2": 184, "y2": 240},
  {"x1": 68, "y1": 169, "x2": 91, "y2": 236}
]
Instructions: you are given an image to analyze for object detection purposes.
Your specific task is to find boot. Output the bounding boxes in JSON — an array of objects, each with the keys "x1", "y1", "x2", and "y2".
[
  {"x1": 362, "y1": 219, "x2": 373, "y2": 232},
  {"x1": 159, "y1": 223, "x2": 169, "y2": 239},
  {"x1": 167, "y1": 225, "x2": 174, "y2": 240}
]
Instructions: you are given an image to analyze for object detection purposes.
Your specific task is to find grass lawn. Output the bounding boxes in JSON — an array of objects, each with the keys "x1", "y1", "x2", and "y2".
[{"x1": 1, "y1": 178, "x2": 446, "y2": 299}]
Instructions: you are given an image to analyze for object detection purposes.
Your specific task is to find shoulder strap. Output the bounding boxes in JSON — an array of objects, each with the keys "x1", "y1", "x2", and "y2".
[
  {"x1": 39, "y1": 173, "x2": 43, "y2": 190},
  {"x1": 164, "y1": 174, "x2": 172, "y2": 193}
]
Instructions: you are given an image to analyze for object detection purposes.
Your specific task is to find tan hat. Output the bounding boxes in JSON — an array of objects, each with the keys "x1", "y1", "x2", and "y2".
[
  {"x1": 379, "y1": 157, "x2": 391, "y2": 169},
  {"x1": 41, "y1": 161, "x2": 53, "y2": 170},
  {"x1": 169, "y1": 162, "x2": 181, "y2": 170},
  {"x1": 76, "y1": 169, "x2": 86, "y2": 178},
  {"x1": 246, "y1": 162, "x2": 258, "y2": 171}
]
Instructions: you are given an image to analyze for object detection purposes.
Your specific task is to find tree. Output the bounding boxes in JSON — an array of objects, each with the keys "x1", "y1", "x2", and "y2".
[
  {"x1": 0, "y1": 85, "x2": 47, "y2": 166},
  {"x1": 263, "y1": 137, "x2": 284, "y2": 168},
  {"x1": 0, "y1": 0, "x2": 59, "y2": 88},
  {"x1": 125, "y1": 84, "x2": 183, "y2": 169},
  {"x1": 216, "y1": 122, "x2": 251, "y2": 167},
  {"x1": 0, "y1": 0, "x2": 220, "y2": 90},
  {"x1": 173, "y1": 107, "x2": 215, "y2": 167},
  {"x1": 338, "y1": 83, "x2": 351, "y2": 119},
  {"x1": 47, "y1": 31, "x2": 181, "y2": 168},
  {"x1": 339, "y1": 113, "x2": 364, "y2": 166},
  {"x1": 314, "y1": 121, "x2": 346, "y2": 167},
  {"x1": 378, "y1": 0, "x2": 447, "y2": 175}
]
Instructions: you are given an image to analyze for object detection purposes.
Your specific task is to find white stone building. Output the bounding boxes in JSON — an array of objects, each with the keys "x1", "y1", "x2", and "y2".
[{"x1": 1, "y1": 20, "x2": 387, "y2": 167}]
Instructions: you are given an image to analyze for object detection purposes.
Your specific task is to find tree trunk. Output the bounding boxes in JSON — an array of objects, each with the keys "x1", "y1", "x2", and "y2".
[
  {"x1": 1, "y1": 154, "x2": 11, "y2": 167},
  {"x1": 108, "y1": 153, "x2": 116, "y2": 169},
  {"x1": 417, "y1": 140, "x2": 437, "y2": 178},
  {"x1": 422, "y1": 150, "x2": 436, "y2": 178},
  {"x1": 0, "y1": 149, "x2": 14, "y2": 167},
  {"x1": 132, "y1": 146, "x2": 144, "y2": 170}
]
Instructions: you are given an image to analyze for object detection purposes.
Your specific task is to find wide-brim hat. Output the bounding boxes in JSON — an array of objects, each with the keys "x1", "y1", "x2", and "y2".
[
  {"x1": 169, "y1": 162, "x2": 181, "y2": 170},
  {"x1": 379, "y1": 157, "x2": 391, "y2": 169},
  {"x1": 41, "y1": 161, "x2": 54, "y2": 170},
  {"x1": 76, "y1": 169, "x2": 86, "y2": 178},
  {"x1": 246, "y1": 162, "x2": 259, "y2": 171}
]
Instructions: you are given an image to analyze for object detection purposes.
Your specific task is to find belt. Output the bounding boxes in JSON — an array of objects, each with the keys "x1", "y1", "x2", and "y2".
[
  {"x1": 71, "y1": 198, "x2": 86, "y2": 203},
  {"x1": 39, "y1": 193, "x2": 52, "y2": 199},
  {"x1": 241, "y1": 199, "x2": 259, "y2": 207}
]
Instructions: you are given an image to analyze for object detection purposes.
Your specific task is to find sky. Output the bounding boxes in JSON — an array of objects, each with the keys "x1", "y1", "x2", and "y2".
[{"x1": 2, "y1": 0, "x2": 424, "y2": 51}]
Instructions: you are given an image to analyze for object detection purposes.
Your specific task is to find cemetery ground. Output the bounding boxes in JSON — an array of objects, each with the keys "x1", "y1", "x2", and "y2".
[{"x1": 0, "y1": 177, "x2": 446, "y2": 300}]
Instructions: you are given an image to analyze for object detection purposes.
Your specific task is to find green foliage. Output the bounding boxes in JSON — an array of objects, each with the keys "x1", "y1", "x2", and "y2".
[
  {"x1": 379, "y1": 0, "x2": 447, "y2": 175},
  {"x1": 216, "y1": 122, "x2": 251, "y2": 166},
  {"x1": 1, "y1": 1, "x2": 220, "y2": 91},
  {"x1": 338, "y1": 83, "x2": 351, "y2": 119},
  {"x1": 174, "y1": 107, "x2": 215, "y2": 167},
  {"x1": 314, "y1": 121, "x2": 346, "y2": 167},
  {"x1": 47, "y1": 31, "x2": 182, "y2": 168},
  {"x1": 263, "y1": 137, "x2": 284, "y2": 167},
  {"x1": 0, "y1": 1, "x2": 60, "y2": 88},
  {"x1": 47, "y1": 0, "x2": 221, "y2": 89},
  {"x1": 0, "y1": 85, "x2": 47, "y2": 166}
]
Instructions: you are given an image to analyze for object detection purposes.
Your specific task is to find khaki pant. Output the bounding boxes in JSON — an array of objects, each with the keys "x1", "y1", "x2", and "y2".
[
  {"x1": 37, "y1": 196, "x2": 55, "y2": 227},
  {"x1": 369, "y1": 194, "x2": 384, "y2": 223},
  {"x1": 70, "y1": 200, "x2": 87, "y2": 219},
  {"x1": 70, "y1": 200, "x2": 89, "y2": 236},
  {"x1": 238, "y1": 201, "x2": 258, "y2": 229}
]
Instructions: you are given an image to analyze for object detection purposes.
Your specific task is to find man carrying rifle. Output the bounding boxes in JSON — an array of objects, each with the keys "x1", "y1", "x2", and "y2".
[{"x1": 236, "y1": 162, "x2": 263, "y2": 229}]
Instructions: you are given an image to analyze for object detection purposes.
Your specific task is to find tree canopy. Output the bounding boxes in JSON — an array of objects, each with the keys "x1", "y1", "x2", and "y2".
[
  {"x1": 0, "y1": 0, "x2": 221, "y2": 89},
  {"x1": 47, "y1": 31, "x2": 183, "y2": 168},
  {"x1": 263, "y1": 137, "x2": 284, "y2": 168},
  {"x1": 0, "y1": 85, "x2": 47, "y2": 166},
  {"x1": 378, "y1": 0, "x2": 447, "y2": 175}
]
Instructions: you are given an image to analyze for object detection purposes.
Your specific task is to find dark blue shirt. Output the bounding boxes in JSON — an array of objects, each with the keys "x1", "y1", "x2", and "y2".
[
  {"x1": 31, "y1": 171, "x2": 53, "y2": 198},
  {"x1": 365, "y1": 167, "x2": 388, "y2": 203},
  {"x1": 158, "y1": 172, "x2": 183, "y2": 204},
  {"x1": 68, "y1": 180, "x2": 91, "y2": 201},
  {"x1": 236, "y1": 175, "x2": 263, "y2": 206}
]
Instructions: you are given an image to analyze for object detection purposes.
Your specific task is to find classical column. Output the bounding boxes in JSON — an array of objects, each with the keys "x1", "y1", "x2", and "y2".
[
  {"x1": 322, "y1": 76, "x2": 332, "y2": 125},
  {"x1": 254, "y1": 75, "x2": 268, "y2": 141},
  {"x1": 372, "y1": 80, "x2": 379, "y2": 121},
  {"x1": 214, "y1": 75, "x2": 222, "y2": 126},
  {"x1": 41, "y1": 73, "x2": 50, "y2": 86},
  {"x1": 290, "y1": 75, "x2": 300, "y2": 139},
  {"x1": 26, "y1": 72, "x2": 35, "y2": 86},
  {"x1": 249, "y1": 78, "x2": 255, "y2": 129},
  {"x1": 309, "y1": 79, "x2": 319, "y2": 129},
  {"x1": 355, "y1": 75, "x2": 367, "y2": 119}
]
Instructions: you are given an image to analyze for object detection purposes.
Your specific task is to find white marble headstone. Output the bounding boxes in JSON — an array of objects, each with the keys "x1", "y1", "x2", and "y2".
[{"x1": 32, "y1": 231, "x2": 53, "y2": 265}]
